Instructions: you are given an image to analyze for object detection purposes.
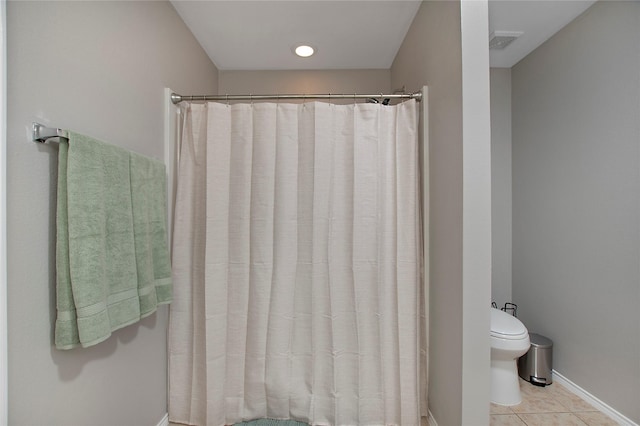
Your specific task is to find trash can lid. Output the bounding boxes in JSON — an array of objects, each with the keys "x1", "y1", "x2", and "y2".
[{"x1": 529, "y1": 333, "x2": 553, "y2": 348}]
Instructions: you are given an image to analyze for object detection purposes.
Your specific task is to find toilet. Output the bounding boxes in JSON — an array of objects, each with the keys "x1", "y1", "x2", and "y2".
[{"x1": 490, "y1": 308, "x2": 531, "y2": 406}]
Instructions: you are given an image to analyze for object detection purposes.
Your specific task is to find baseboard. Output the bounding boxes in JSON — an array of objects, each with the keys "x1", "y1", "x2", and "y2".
[
  {"x1": 552, "y1": 370, "x2": 638, "y2": 426},
  {"x1": 428, "y1": 410, "x2": 438, "y2": 426},
  {"x1": 156, "y1": 412, "x2": 169, "y2": 426}
]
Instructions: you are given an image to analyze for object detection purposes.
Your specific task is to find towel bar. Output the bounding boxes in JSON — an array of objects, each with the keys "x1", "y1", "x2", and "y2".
[{"x1": 32, "y1": 122, "x2": 69, "y2": 143}]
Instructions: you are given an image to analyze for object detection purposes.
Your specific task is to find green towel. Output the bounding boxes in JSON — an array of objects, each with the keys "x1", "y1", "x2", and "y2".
[
  {"x1": 130, "y1": 152, "x2": 173, "y2": 313},
  {"x1": 234, "y1": 420, "x2": 309, "y2": 426},
  {"x1": 55, "y1": 132, "x2": 172, "y2": 350}
]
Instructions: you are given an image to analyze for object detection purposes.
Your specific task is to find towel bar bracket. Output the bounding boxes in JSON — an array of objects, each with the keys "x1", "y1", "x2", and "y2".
[{"x1": 32, "y1": 122, "x2": 69, "y2": 143}]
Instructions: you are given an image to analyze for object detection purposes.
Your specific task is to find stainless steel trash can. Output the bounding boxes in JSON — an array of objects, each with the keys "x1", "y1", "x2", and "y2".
[{"x1": 518, "y1": 333, "x2": 553, "y2": 386}]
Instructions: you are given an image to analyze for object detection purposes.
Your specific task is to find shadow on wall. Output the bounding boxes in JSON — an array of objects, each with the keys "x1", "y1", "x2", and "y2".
[{"x1": 50, "y1": 314, "x2": 158, "y2": 381}]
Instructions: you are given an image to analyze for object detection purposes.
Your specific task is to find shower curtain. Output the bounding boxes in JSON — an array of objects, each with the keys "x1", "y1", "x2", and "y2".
[{"x1": 169, "y1": 100, "x2": 425, "y2": 426}]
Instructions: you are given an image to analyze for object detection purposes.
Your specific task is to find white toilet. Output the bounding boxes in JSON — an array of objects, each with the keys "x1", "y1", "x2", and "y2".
[{"x1": 490, "y1": 308, "x2": 531, "y2": 406}]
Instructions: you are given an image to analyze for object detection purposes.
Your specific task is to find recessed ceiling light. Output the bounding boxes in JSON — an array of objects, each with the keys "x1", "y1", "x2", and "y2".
[{"x1": 294, "y1": 45, "x2": 315, "y2": 58}]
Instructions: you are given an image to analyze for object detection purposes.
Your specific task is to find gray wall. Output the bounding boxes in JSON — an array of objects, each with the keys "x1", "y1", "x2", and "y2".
[
  {"x1": 6, "y1": 2, "x2": 218, "y2": 424},
  {"x1": 391, "y1": 4, "x2": 463, "y2": 422},
  {"x1": 512, "y1": 1, "x2": 640, "y2": 422},
  {"x1": 490, "y1": 68, "x2": 512, "y2": 307},
  {"x1": 219, "y1": 69, "x2": 391, "y2": 99},
  {"x1": 391, "y1": 1, "x2": 492, "y2": 424}
]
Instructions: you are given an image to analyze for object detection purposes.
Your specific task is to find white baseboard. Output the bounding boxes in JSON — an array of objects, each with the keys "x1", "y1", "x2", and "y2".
[
  {"x1": 552, "y1": 370, "x2": 638, "y2": 426},
  {"x1": 428, "y1": 410, "x2": 438, "y2": 426},
  {"x1": 156, "y1": 412, "x2": 169, "y2": 426}
]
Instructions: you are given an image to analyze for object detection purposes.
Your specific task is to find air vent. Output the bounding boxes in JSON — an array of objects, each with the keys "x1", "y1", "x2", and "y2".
[{"x1": 489, "y1": 31, "x2": 523, "y2": 50}]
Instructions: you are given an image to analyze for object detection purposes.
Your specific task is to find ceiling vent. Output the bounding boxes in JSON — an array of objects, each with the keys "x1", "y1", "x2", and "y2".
[{"x1": 489, "y1": 31, "x2": 523, "y2": 50}]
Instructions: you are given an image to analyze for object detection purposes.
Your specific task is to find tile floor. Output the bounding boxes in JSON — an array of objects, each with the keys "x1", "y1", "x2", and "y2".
[
  {"x1": 172, "y1": 378, "x2": 621, "y2": 426},
  {"x1": 489, "y1": 378, "x2": 619, "y2": 426}
]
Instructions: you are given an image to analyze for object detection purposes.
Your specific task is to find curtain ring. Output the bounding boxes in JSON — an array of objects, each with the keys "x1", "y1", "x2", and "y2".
[
  {"x1": 250, "y1": 93, "x2": 253, "y2": 105},
  {"x1": 226, "y1": 94, "x2": 229, "y2": 106}
]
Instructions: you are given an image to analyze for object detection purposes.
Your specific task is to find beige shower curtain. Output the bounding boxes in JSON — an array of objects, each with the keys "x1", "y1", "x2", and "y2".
[{"x1": 169, "y1": 100, "x2": 425, "y2": 426}]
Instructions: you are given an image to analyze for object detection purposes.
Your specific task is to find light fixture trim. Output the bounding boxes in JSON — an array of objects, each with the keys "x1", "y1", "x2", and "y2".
[{"x1": 293, "y1": 44, "x2": 316, "y2": 58}]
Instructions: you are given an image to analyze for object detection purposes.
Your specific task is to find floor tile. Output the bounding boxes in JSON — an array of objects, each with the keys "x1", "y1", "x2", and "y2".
[
  {"x1": 510, "y1": 396, "x2": 570, "y2": 414},
  {"x1": 574, "y1": 411, "x2": 619, "y2": 426},
  {"x1": 517, "y1": 413, "x2": 588, "y2": 426},
  {"x1": 543, "y1": 385, "x2": 595, "y2": 412},
  {"x1": 491, "y1": 403, "x2": 513, "y2": 415},
  {"x1": 554, "y1": 393, "x2": 599, "y2": 413},
  {"x1": 169, "y1": 377, "x2": 616, "y2": 426},
  {"x1": 519, "y1": 380, "x2": 553, "y2": 398},
  {"x1": 490, "y1": 414, "x2": 527, "y2": 425}
]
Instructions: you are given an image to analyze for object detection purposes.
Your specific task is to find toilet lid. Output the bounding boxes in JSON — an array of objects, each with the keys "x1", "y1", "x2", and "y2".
[{"x1": 490, "y1": 308, "x2": 528, "y2": 339}]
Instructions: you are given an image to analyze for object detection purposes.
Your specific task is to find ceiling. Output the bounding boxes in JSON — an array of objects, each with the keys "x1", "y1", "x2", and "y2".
[
  {"x1": 171, "y1": 0, "x2": 596, "y2": 71},
  {"x1": 489, "y1": 0, "x2": 595, "y2": 68}
]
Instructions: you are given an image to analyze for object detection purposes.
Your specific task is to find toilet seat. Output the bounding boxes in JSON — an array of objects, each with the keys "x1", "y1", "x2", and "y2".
[
  {"x1": 491, "y1": 308, "x2": 528, "y2": 340},
  {"x1": 491, "y1": 329, "x2": 529, "y2": 340}
]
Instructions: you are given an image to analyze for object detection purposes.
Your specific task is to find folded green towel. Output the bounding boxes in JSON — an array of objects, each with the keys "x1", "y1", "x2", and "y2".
[
  {"x1": 130, "y1": 152, "x2": 173, "y2": 313},
  {"x1": 234, "y1": 420, "x2": 309, "y2": 426},
  {"x1": 55, "y1": 132, "x2": 172, "y2": 349}
]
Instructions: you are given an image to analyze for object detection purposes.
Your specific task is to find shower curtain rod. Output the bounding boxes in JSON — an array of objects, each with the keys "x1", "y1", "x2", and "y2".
[
  {"x1": 31, "y1": 90, "x2": 422, "y2": 143},
  {"x1": 171, "y1": 91, "x2": 422, "y2": 104}
]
